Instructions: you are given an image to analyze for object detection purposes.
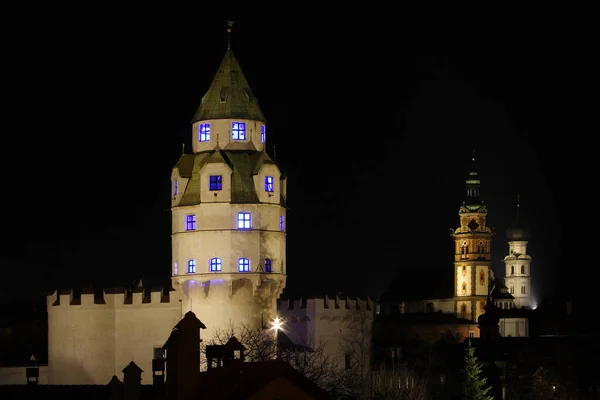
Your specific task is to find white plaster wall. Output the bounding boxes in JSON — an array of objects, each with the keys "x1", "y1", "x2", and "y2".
[
  {"x1": 192, "y1": 119, "x2": 266, "y2": 153},
  {"x1": 499, "y1": 318, "x2": 528, "y2": 337},
  {"x1": 0, "y1": 366, "x2": 49, "y2": 385},
  {"x1": 46, "y1": 291, "x2": 181, "y2": 385}
]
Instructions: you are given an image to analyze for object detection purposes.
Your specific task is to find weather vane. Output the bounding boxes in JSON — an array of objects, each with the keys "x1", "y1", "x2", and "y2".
[{"x1": 225, "y1": 20, "x2": 234, "y2": 49}]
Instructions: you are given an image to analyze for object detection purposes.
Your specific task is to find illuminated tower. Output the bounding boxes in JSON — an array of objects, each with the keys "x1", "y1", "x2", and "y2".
[
  {"x1": 503, "y1": 195, "x2": 533, "y2": 309},
  {"x1": 170, "y1": 25, "x2": 287, "y2": 341},
  {"x1": 452, "y1": 153, "x2": 493, "y2": 322}
]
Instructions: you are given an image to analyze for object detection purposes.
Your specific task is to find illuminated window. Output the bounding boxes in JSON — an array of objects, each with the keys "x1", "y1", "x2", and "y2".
[
  {"x1": 232, "y1": 122, "x2": 246, "y2": 140},
  {"x1": 521, "y1": 285, "x2": 526, "y2": 294},
  {"x1": 261, "y1": 125, "x2": 266, "y2": 142},
  {"x1": 265, "y1": 176, "x2": 274, "y2": 192},
  {"x1": 210, "y1": 258, "x2": 222, "y2": 272},
  {"x1": 174, "y1": 262, "x2": 178, "y2": 275},
  {"x1": 469, "y1": 331, "x2": 475, "y2": 338},
  {"x1": 173, "y1": 180, "x2": 178, "y2": 196},
  {"x1": 199, "y1": 123, "x2": 211, "y2": 142},
  {"x1": 237, "y1": 212, "x2": 251, "y2": 230},
  {"x1": 210, "y1": 175, "x2": 222, "y2": 191},
  {"x1": 188, "y1": 260, "x2": 196, "y2": 273},
  {"x1": 238, "y1": 258, "x2": 250, "y2": 272},
  {"x1": 462, "y1": 282, "x2": 467, "y2": 295},
  {"x1": 186, "y1": 215, "x2": 196, "y2": 231},
  {"x1": 280, "y1": 215, "x2": 285, "y2": 232},
  {"x1": 265, "y1": 259, "x2": 272, "y2": 273},
  {"x1": 521, "y1": 265, "x2": 525, "y2": 274}
]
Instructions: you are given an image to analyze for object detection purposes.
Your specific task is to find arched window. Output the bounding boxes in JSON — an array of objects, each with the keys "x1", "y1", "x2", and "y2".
[
  {"x1": 521, "y1": 265, "x2": 525, "y2": 274},
  {"x1": 461, "y1": 282, "x2": 467, "y2": 295},
  {"x1": 188, "y1": 260, "x2": 196, "y2": 273},
  {"x1": 209, "y1": 258, "x2": 222, "y2": 272},
  {"x1": 511, "y1": 265, "x2": 514, "y2": 275},
  {"x1": 238, "y1": 258, "x2": 250, "y2": 272}
]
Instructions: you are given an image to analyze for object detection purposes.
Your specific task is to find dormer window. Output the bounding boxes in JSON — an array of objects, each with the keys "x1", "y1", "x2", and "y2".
[
  {"x1": 232, "y1": 122, "x2": 246, "y2": 140},
  {"x1": 199, "y1": 123, "x2": 211, "y2": 142},
  {"x1": 173, "y1": 180, "x2": 178, "y2": 196},
  {"x1": 265, "y1": 259, "x2": 272, "y2": 273},
  {"x1": 186, "y1": 215, "x2": 197, "y2": 231},
  {"x1": 265, "y1": 176, "x2": 274, "y2": 192},
  {"x1": 261, "y1": 125, "x2": 266, "y2": 142},
  {"x1": 210, "y1": 175, "x2": 222, "y2": 191}
]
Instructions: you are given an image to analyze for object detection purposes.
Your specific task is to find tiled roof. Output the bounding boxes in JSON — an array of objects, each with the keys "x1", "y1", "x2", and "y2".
[
  {"x1": 175, "y1": 150, "x2": 285, "y2": 206},
  {"x1": 191, "y1": 49, "x2": 266, "y2": 123}
]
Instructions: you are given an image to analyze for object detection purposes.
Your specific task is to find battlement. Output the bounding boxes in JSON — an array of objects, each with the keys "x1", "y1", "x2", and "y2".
[
  {"x1": 47, "y1": 286, "x2": 180, "y2": 309},
  {"x1": 277, "y1": 293, "x2": 376, "y2": 313}
]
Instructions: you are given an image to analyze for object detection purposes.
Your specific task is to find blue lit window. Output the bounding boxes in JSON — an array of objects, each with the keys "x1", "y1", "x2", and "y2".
[
  {"x1": 265, "y1": 259, "x2": 272, "y2": 273},
  {"x1": 238, "y1": 258, "x2": 250, "y2": 272},
  {"x1": 174, "y1": 262, "x2": 178, "y2": 275},
  {"x1": 232, "y1": 122, "x2": 246, "y2": 140},
  {"x1": 237, "y1": 212, "x2": 251, "y2": 230},
  {"x1": 265, "y1": 176, "x2": 274, "y2": 192},
  {"x1": 210, "y1": 258, "x2": 222, "y2": 272},
  {"x1": 261, "y1": 125, "x2": 266, "y2": 143},
  {"x1": 173, "y1": 180, "x2": 178, "y2": 196},
  {"x1": 186, "y1": 215, "x2": 196, "y2": 231},
  {"x1": 199, "y1": 123, "x2": 211, "y2": 142},
  {"x1": 280, "y1": 215, "x2": 285, "y2": 232},
  {"x1": 210, "y1": 175, "x2": 222, "y2": 191},
  {"x1": 188, "y1": 260, "x2": 196, "y2": 273}
]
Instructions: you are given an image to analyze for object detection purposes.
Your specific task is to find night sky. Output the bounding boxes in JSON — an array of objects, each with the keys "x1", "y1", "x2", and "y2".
[{"x1": 1, "y1": 13, "x2": 596, "y2": 306}]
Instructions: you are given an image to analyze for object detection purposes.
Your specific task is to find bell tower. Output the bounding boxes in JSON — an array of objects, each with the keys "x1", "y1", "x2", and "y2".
[
  {"x1": 451, "y1": 152, "x2": 493, "y2": 322},
  {"x1": 504, "y1": 195, "x2": 533, "y2": 309},
  {"x1": 169, "y1": 23, "x2": 287, "y2": 341}
]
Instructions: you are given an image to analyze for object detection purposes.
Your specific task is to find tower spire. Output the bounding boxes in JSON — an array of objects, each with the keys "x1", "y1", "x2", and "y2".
[{"x1": 516, "y1": 193, "x2": 520, "y2": 226}]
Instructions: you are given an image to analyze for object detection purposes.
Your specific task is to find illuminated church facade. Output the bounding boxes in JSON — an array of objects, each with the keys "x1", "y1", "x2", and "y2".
[{"x1": 385, "y1": 155, "x2": 533, "y2": 338}]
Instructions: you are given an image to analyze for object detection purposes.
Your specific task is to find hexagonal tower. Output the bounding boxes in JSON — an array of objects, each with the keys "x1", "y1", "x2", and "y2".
[
  {"x1": 451, "y1": 153, "x2": 493, "y2": 322},
  {"x1": 170, "y1": 30, "x2": 287, "y2": 341},
  {"x1": 504, "y1": 195, "x2": 533, "y2": 309}
]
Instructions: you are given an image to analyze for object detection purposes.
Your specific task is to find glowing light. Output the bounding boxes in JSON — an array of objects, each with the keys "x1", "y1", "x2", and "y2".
[{"x1": 272, "y1": 317, "x2": 283, "y2": 332}]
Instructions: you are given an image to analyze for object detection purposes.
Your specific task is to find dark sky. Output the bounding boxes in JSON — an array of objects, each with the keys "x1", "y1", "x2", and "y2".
[{"x1": 1, "y1": 13, "x2": 597, "y2": 305}]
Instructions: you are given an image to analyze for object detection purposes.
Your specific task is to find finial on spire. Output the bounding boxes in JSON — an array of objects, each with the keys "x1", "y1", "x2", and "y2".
[{"x1": 225, "y1": 20, "x2": 234, "y2": 50}]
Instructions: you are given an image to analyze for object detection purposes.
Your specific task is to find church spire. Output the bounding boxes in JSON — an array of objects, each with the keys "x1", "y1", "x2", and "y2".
[
  {"x1": 191, "y1": 23, "x2": 266, "y2": 124},
  {"x1": 465, "y1": 149, "x2": 481, "y2": 206}
]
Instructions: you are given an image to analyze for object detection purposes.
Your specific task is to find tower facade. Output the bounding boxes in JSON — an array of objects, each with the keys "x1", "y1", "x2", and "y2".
[
  {"x1": 452, "y1": 154, "x2": 492, "y2": 322},
  {"x1": 170, "y1": 43, "x2": 287, "y2": 341},
  {"x1": 503, "y1": 226, "x2": 533, "y2": 309}
]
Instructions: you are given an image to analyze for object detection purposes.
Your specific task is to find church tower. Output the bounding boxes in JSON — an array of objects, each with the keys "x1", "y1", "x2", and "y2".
[
  {"x1": 170, "y1": 25, "x2": 287, "y2": 341},
  {"x1": 503, "y1": 195, "x2": 533, "y2": 309},
  {"x1": 452, "y1": 153, "x2": 492, "y2": 322}
]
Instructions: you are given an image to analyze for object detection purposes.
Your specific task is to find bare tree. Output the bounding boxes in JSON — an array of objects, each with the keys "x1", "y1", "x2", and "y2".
[
  {"x1": 371, "y1": 361, "x2": 432, "y2": 400},
  {"x1": 341, "y1": 307, "x2": 375, "y2": 399},
  {"x1": 206, "y1": 322, "x2": 354, "y2": 397}
]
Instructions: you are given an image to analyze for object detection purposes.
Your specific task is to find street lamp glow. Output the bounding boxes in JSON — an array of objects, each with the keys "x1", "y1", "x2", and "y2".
[{"x1": 273, "y1": 317, "x2": 282, "y2": 331}]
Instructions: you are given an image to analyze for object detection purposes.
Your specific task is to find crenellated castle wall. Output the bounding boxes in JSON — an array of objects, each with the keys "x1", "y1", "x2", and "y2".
[
  {"x1": 277, "y1": 294, "x2": 377, "y2": 368},
  {"x1": 46, "y1": 286, "x2": 182, "y2": 385}
]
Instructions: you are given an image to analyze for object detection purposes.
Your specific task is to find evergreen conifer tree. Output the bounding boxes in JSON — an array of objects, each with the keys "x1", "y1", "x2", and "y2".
[{"x1": 460, "y1": 340, "x2": 493, "y2": 400}]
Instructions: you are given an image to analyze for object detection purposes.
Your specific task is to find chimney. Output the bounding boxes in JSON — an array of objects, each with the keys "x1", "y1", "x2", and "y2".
[
  {"x1": 25, "y1": 354, "x2": 39, "y2": 386},
  {"x1": 163, "y1": 311, "x2": 207, "y2": 400},
  {"x1": 122, "y1": 361, "x2": 143, "y2": 400}
]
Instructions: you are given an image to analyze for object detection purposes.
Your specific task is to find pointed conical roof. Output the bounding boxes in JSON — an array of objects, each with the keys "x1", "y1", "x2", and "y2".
[{"x1": 192, "y1": 49, "x2": 266, "y2": 123}]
